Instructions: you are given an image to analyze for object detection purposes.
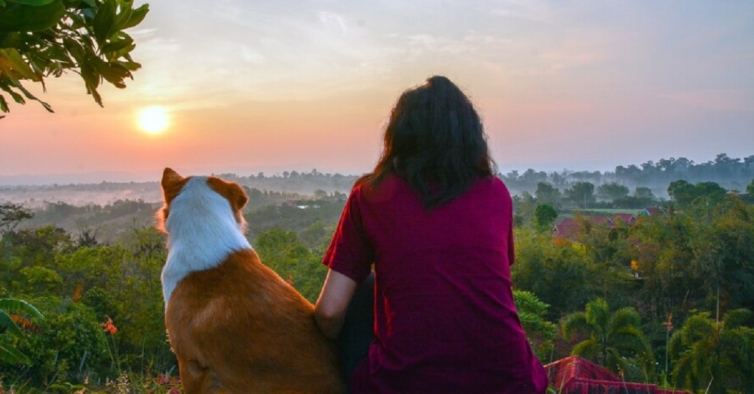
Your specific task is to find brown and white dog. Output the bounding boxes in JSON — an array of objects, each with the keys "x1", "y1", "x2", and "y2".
[{"x1": 158, "y1": 168, "x2": 345, "y2": 394}]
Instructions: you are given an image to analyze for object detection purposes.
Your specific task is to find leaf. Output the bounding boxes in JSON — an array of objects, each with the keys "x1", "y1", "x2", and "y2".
[
  {"x1": 120, "y1": 3, "x2": 148, "y2": 30},
  {"x1": 0, "y1": 0, "x2": 65, "y2": 33},
  {"x1": 117, "y1": 60, "x2": 140, "y2": 71},
  {"x1": 0, "y1": 83, "x2": 26, "y2": 104},
  {"x1": 63, "y1": 37, "x2": 85, "y2": 61},
  {"x1": 93, "y1": 0, "x2": 116, "y2": 46},
  {"x1": 0, "y1": 311, "x2": 24, "y2": 338},
  {"x1": 112, "y1": 1, "x2": 132, "y2": 32},
  {"x1": 0, "y1": 344, "x2": 31, "y2": 364},
  {"x1": 0, "y1": 48, "x2": 39, "y2": 80},
  {"x1": 100, "y1": 34, "x2": 133, "y2": 55},
  {"x1": 0, "y1": 298, "x2": 43, "y2": 320},
  {"x1": 0, "y1": 93, "x2": 8, "y2": 112},
  {"x1": 14, "y1": 81, "x2": 53, "y2": 112},
  {"x1": 95, "y1": 61, "x2": 128, "y2": 88}
]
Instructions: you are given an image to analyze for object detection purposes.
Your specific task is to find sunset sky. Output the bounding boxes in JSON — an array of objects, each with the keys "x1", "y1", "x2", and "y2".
[{"x1": 2, "y1": 0, "x2": 753, "y2": 184}]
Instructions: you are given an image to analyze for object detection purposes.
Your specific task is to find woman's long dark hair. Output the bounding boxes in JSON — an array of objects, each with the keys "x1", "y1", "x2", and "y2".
[{"x1": 359, "y1": 76, "x2": 496, "y2": 209}]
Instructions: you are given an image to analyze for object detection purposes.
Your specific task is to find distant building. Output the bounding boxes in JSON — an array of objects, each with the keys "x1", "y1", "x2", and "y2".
[
  {"x1": 639, "y1": 207, "x2": 665, "y2": 217},
  {"x1": 545, "y1": 356, "x2": 691, "y2": 394}
]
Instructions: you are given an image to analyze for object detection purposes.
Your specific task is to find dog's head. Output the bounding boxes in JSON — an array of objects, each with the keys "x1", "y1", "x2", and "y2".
[{"x1": 157, "y1": 168, "x2": 248, "y2": 233}]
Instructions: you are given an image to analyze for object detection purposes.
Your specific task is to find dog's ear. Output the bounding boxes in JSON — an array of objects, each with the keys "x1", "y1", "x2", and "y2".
[
  {"x1": 227, "y1": 182, "x2": 249, "y2": 212},
  {"x1": 161, "y1": 168, "x2": 185, "y2": 204},
  {"x1": 207, "y1": 177, "x2": 248, "y2": 212}
]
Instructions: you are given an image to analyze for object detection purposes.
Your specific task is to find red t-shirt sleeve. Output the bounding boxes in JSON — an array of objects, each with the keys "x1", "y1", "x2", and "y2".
[{"x1": 321, "y1": 187, "x2": 373, "y2": 284}]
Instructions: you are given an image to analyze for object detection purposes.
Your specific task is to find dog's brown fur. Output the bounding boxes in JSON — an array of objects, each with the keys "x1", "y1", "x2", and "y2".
[{"x1": 159, "y1": 168, "x2": 345, "y2": 393}]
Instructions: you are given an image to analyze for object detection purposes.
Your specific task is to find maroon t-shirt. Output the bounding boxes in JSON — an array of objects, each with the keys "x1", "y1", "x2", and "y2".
[{"x1": 323, "y1": 174, "x2": 548, "y2": 394}]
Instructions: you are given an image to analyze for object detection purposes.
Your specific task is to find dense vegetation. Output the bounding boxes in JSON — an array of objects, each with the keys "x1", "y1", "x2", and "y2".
[{"x1": 0, "y1": 172, "x2": 753, "y2": 393}]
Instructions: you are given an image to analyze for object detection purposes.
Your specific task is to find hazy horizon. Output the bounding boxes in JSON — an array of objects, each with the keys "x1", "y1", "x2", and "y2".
[{"x1": 1, "y1": 151, "x2": 751, "y2": 187}]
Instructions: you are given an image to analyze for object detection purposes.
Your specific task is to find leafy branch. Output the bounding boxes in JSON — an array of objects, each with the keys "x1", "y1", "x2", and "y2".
[{"x1": 0, "y1": 0, "x2": 149, "y2": 118}]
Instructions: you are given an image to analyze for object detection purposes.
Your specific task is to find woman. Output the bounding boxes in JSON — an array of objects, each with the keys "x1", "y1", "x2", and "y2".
[{"x1": 315, "y1": 76, "x2": 548, "y2": 393}]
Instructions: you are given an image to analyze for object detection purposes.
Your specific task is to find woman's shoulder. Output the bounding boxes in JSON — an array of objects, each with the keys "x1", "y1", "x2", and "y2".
[{"x1": 472, "y1": 175, "x2": 510, "y2": 195}]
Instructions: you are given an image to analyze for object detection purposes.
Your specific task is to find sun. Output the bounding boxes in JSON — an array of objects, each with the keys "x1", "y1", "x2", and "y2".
[{"x1": 137, "y1": 106, "x2": 170, "y2": 135}]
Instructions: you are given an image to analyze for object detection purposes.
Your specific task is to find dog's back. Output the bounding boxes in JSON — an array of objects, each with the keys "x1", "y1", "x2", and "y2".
[
  {"x1": 167, "y1": 250, "x2": 344, "y2": 393},
  {"x1": 159, "y1": 168, "x2": 345, "y2": 393}
]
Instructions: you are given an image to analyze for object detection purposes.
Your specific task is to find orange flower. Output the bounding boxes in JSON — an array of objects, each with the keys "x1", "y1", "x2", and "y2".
[{"x1": 101, "y1": 317, "x2": 118, "y2": 335}]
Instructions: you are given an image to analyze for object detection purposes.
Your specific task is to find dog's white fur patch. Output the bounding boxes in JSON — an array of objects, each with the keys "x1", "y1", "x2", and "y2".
[{"x1": 161, "y1": 176, "x2": 252, "y2": 307}]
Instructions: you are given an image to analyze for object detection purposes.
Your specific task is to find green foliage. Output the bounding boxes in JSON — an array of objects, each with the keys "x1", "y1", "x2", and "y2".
[
  {"x1": 561, "y1": 298, "x2": 654, "y2": 381},
  {"x1": 747, "y1": 178, "x2": 754, "y2": 195},
  {"x1": 514, "y1": 290, "x2": 558, "y2": 362},
  {"x1": 0, "y1": 0, "x2": 149, "y2": 117},
  {"x1": 0, "y1": 223, "x2": 174, "y2": 390},
  {"x1": 668, "y1": 309, "x2": 754, "y2": 394},
  {"x1": 254, "y1": 228, "x2": 327, "y2": 303},
  {"x1": 597, "y1": 182, "x2": 630, "y2": 201},
  {"x1": 564, "y1": 182, "x2": 596, "y2": 209},
  {"x1": 0, "y1": 297, "x2": 43, "y2": 365},
  {"x1": 0, "y1": 184, "x2": 752, "y2": 392},
  {"x1": 4, "y1": 296, "x2": 109, "y2": 388},
  {"x1": 630, "y1": 195, "x2": 754, "y2": 322},
  {"x1": 244, "y1": 197, "x2": 344, "y2": 240},
  {"x1": 512, "y1": 191, "x2": 537, "y2": 226},
  {"x1": 533, "y1": 204, "x2": 558, "y2": 230},
  {"x1": 667, "y1": 180, "x2": 727, "y2": 209},
  {"x1": 511, "y1": 228, "x2": 601, "y2": 319}
]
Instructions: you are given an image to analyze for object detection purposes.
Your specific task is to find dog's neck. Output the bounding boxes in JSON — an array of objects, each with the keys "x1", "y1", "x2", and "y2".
[{"x1": 162, "y1": 176, "x2": 252, "y2": 308}]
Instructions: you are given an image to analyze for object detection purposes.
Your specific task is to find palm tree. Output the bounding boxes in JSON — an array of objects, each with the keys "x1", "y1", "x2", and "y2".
[
  {"x1": 0, "y1": 298, "x2": 43, "y2": 364},
  {"x1": 561, "y1": 298, "x2": 654, "y2": 381},
  {"x1": 669, "y1": 309, "x2": 754, "y2": 394}
]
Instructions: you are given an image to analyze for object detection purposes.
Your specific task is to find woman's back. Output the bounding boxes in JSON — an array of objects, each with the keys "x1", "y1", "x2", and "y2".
[{"x1": 327, "y1": 174, "x2": 547, "y2": 393}]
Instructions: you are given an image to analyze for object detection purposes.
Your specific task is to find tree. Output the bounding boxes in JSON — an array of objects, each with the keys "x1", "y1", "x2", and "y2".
[
  {"x1": 0, "y1": 202, "x2": 33, "y2": 233},
  {"x1": 613, "y1": 187, "x2": 656, "y2": 208},
  {"x1": 668, "y1": 309, "x2": 754, "y2": 394},
  {"x1": 0, "y1": 0, "x2": 149, "y2": 117},
  {"x1": 535, "y1": 182, "x2": 561, "y2": 207},
  {"x1": 511, "y1": 228, "x2": 599, "y2": 319},
  {"x1": 512, "y1": 191, "x2": 537, "y2": 226},
  {"x1": 688, "y1": 195, "x2": 754, "y2": 312},
  {"x1": 533, "y1": 204, "x2": 558, "y2": 230},
  {"x1": 561, "y1": 298, "x2": 654, "y2": 381},
  {"x1": 564, "y1": 182, "x2": 595, "y2": 209},
  {"x1": 748, "y1": 179, "x2": 754, "y2": 195},
  {"x1": 668, "y1": 180, "x2": 727, "y2": 209},
  {"x1": 597, "y1": 182, "x2": 629, "y2": 202},
  {"x1": 633, "y1": 186, "x2": 654, "y2": 199},
  {"x1": 0, "y1": 298, "x2": 43, "y2": 364}
]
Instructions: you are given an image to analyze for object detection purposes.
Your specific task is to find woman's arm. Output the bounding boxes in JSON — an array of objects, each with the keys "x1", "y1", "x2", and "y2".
[{"x1": 314, "y1": 269, "x2": 359, "y2": 340}]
